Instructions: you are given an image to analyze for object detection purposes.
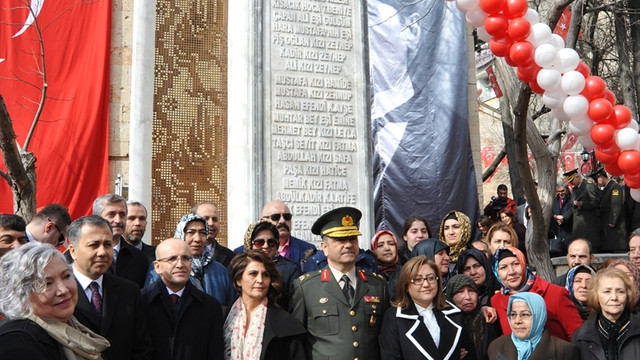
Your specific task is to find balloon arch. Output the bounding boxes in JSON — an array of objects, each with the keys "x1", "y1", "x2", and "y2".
[{"x1": 451, "y1": 0, "x2": 640, "y2": 201}]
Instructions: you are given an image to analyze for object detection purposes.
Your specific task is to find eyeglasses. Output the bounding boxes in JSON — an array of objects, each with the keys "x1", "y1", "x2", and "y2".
[
  {"x1": 156, "y1": 255, "x2": 192, "y2": 265},
  {"x1": 509, "y1": 312, "x2": 533, "y2": 320},
  {"x1": 48, "y1": 219, "x2": 66, "y2": 246},
  {"x1": 266, "y1": 213, "x2": 292, "y2": 222},
  {"x1": 252, "y1": 238, "x2": 278, "y2": 248},
  {"x1": 410, "y1": 274, "x2": 438, "y2": 285}
]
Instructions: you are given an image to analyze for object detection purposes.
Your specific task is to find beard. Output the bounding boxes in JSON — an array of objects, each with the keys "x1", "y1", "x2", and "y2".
[{"x1": 126, "y1": 234, "x2": 142, "y2": 246}]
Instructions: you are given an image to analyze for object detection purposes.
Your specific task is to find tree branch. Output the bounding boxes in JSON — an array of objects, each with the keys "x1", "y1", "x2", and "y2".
[{"x1": 482, "y1": 146, "x2": 507, "y2": 182}]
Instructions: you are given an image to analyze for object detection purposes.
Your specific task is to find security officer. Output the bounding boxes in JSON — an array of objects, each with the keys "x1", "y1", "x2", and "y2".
[
  {"x1": 591, "y1": 167, "x2": 627, "y2": 252},
  {"x1": 289, "y1": 207, "x2": 389, "y2": 360},
  {"x1": 561, "y1": 168, "x2": 603, "y2": 252}
]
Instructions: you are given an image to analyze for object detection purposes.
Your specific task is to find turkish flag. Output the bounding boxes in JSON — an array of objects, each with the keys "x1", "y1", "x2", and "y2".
[
  {"x1": 0, "y1": 0, "x2": 110, "y2": 219},
  {"x1": 486, "y1": 66, "x2": 503, "y2": 98},
  {"x1": 554, "y1": 8, "x2": 571, "y2": 40}
]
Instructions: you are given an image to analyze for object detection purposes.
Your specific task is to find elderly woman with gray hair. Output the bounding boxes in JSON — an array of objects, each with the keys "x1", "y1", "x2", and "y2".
[{"x1": 0, "y1": 242, "x2": 109, "y2": 359}]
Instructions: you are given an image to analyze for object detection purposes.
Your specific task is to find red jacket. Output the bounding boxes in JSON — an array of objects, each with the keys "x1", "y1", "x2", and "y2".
[{"x1": 491, "y1": 276, "x2": 583, "y2": 341}]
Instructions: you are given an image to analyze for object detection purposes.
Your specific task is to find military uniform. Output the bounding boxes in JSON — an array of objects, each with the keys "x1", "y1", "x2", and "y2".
[
  {"x1": 599, "y1": 179, "x2": 627, "y2": 252},
  {"x1": 289, "y1": 267, "x2": 389, "y2": 360},
  {"x1": 563, "y1": 178, "x2": 602, "y2": 250}
]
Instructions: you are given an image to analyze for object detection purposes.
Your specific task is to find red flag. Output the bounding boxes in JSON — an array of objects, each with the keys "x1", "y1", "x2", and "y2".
[
  {"x1": 486, "y1": 66, "x2": 503, "y2": 98},
  {"x1": 554, "y1": 8, "x2": 571, "y2": 40},
  {"x1": 0, "y1": 0, "x2": 111, "y2": 218}
]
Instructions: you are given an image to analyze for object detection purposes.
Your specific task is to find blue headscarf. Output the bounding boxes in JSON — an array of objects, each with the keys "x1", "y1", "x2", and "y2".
[
  {"x1": 565, "y1": 264, "x2": 596, "y2": 306},
  {"x1": 508, "y1": 292, "x2": 547, "y2": 360}
]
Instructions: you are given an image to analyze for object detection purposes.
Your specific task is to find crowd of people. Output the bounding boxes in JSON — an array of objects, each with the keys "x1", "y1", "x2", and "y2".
[{"x1": 0, "y1": 173, "x2": 639, "y2": 359}]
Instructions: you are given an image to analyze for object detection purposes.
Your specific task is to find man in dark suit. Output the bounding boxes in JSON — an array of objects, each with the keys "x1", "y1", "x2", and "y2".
[
  {"x1": 592, "y1": 168, "x2": 628, "y2": 252},
  {"x1": 124, "y1": 201, "x2": 156, "y2": 262},
  {"x1": 261, "y1": 200, "x2": 316, "y2": 265},
  {"x1": 560, "y1": 169, "x2": 603, "y2": 252},
  {"x1": 192, "y1": 201, "x2": 235, "y2": 267},
  {"x1": 142, "y1": 238, "x2": 223, "y2": 360},
  {"x1": 93, "y1": 194, "x2": 149, "y2": 287},
  {"x1": 68, "y1": 215, "x2": 152, "y2": 360},
  {"x1": 290, "y1": 207, "x2": 389, "y2": 359}
]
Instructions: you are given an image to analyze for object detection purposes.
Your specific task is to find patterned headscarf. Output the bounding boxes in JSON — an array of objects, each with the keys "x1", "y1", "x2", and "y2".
[
  {"x1": 174, "y1": 213, "x2": 212, "y2": 285},
  {"x1": 508, "y1": 292, "x2": 547, "y2": 360},
  {"x1": 493, "y1": 246, "x2": 536, "y2": 295},
  {"x1": 438, "y1": 210, "x2": 472, "y2": 263},
  {"x1": 565, "y1": 264, "x2": 596, "y2": 306}
]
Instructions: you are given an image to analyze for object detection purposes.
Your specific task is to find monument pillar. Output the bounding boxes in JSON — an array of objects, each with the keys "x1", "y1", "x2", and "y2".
[{"x1": 228, "y1": 0, "x2": 373, "y2": 248}]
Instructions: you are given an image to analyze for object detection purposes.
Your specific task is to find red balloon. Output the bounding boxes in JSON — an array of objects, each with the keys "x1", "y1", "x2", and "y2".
[
  {"x1": 612, "y1": 105, "x2": 632, "y2": 130},
  {"x1": 507, "y1": 18, "x2": 531, "y2": 41},
  {"x1": 618, "y1": 150, "x2": 640, "y2": 175},
  {"x1": 604, "y1": 160, "x2": 625, "y2": 177},
  {"x1": 581, "y1": 76, "x2": 606, "y2": 100},
  {"x1": 591, "y1": 124, "x2": 616, "y2": 146},
  {"x1": 587, "y1": 98, "x2": 613, "y2": 123},
  {"x1": 503, "y1": 0, "x2": 529, "y2": 18},
  {"x1": 504, "y1": 52, "x2": 517, "y2": 67},
  {"x1": 479, "y1": 0, "x2": 506, "y2": 15},
  {"x1": 595, "y1": 144, "x2": 621, "y2": 164},
  {"x1": 490, "y1": 36, "x2": 513, "y2": 58},
  {"x1": 603, "y1": 89, "x2": 616, "y2": 105},
  {"x1": 529, "y1": 80, "x2": 544, "y2": 94},
  {"x1": 517, "y1": 62, "x2": 541, "y2": 83},
  {"x1": 485, "y1": 15, "x2": 509, "y2": 37},
  {"x1": 574, "y1": 62, "x2": 591, "y2": 78},
  {"x1": 625, "y1": 172, "x2": 640, "y2": 188},
  {"x1": 509, "y1": 41, "x2": 534, "y2": 67}
]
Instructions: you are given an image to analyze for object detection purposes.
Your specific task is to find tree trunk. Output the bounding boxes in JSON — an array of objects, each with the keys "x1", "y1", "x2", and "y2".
[
  {"x1": 0, "y1": 95, "x2": 37, "y2": 222},
  {"x1": 613, "y1": 1, "x2": 637, "y2": 114}
]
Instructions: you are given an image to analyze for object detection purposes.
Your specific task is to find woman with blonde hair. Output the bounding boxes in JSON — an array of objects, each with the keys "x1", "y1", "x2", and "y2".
[{"x1": 486, "y1": 222, "x2": 519, "y2": 258}]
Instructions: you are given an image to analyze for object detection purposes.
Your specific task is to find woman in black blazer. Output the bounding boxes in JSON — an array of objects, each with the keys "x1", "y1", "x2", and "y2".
[{"x1": 379, "y1": 255, "x2": 476, "y2": 360}]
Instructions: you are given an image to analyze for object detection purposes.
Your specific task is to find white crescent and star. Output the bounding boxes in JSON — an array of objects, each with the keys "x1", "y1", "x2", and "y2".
[{"x1": 1, "y1": 0, "x2": 45, "y2": 63}]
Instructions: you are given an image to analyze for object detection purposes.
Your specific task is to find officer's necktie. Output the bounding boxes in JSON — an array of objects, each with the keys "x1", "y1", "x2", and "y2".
[{"x1": 341, "y1": 275, "x2": 354, "y2": 305}]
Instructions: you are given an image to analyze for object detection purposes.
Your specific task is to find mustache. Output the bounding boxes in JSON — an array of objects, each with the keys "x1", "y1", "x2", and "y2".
[{"x1": 277, "y1": 223, "x2": 290, "y2": 232}]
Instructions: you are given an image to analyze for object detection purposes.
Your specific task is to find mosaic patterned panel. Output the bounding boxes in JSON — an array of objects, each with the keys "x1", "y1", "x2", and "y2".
[{"x1": 151, "y1": 0, "x2": 228, "y2": 246}]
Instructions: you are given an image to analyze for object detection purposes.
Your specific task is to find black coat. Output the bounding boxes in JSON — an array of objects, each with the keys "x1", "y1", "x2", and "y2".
[
  {"x1": 0, "y1": 319, "x2": 65, "y2": 359},
  {"x1": 488, "y1": 330, "x2": 580, "y2": 360},
  {"x1": 379, "y1": 303, "x2": 476, "y2": 360},
  {"x1": 140, "y1": 242, "x2": 156, "y2": 263},
  {"x1": 563, "y1": 179, "x2": 602, "y2": 249},
  {"x1": 260, "y1": 306, "x2": 308, "y2": 360},
  {"x1": 211, "y1": 239, "x2": 235, "y2": 267},
  {"x1": 274, "y1": 254, "x2": 302, "y2": 310},
  {"x1": 572, "y1": 311, "x2": 640, "y2": 360},
  {"x1": 141, "y1": 279, "x2": 224, "y2": 360},
  {"x1": 551, "y1": 193, "x2": 573, "y2": 244},
  {"x1": 73, "y1": 273, "x2": 153, "y2": 360}
]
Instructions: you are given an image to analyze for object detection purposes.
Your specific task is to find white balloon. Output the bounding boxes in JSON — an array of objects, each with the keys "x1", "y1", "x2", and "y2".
[
  {"x1": 615, "y1": 128, "x2": 640, "y2": 151},
  {"x1": 534, "y1": 44, "x2": 558, "y2": 68},
  {"x1": 527, "y1": 23, "x2": 552, "y2": 48},
  {"x1": 523, "y1": 9, "x2": 540, "y2": 25},
  {"x1": 555, "y1": 48, "x2": 580, "y2": 74},
  {"x1": 465, "y1": 6, "x2": 487, "y2": 27},
  {"x1": 563, "y1": 95, "x2": 589, "y2": 119},
  {"x1": 631, "y1": 188, "x2": 640, "y2": 202},
  {"x1": 569, "y1": 117, "x2": 594, "y2": 136},
  {"x1": 550, "y1": 34, "x2": 565, "y2": 50},
  {"x1": 477, "y1": 26, "x2": 491, "y2": 42},
  {"x1": 554, "y1": 107, "x2": 572, "y2": 122},
  {"x1": 578, "y1": 134, "x2": 596, "y2": 149},
  {"x1": 456, "y1": 0, "x2": 480, "y2": 12},
  {"x1": 561, "y1": 71, "x2": 586, "y2": 95},
  {"x1": 542, "y1": 89, "x2": 567, "y2": 109},
  {"x1": 629, "y1": 120, "x2": 639, "y2": 132},
  {"x1": 537, "y1": 68, "x2": 562, "y2": 91}
]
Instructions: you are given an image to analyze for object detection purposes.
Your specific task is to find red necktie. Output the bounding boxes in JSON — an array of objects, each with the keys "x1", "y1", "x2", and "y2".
[{"x1": 170, "y1": 294, "x2": 179, "y2": 305}]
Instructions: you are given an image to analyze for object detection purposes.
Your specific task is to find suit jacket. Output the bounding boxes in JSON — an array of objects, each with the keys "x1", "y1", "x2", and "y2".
[
  {"x1": 211, "y1": 239, "x2": 235, "y2": 267},
  {"x1": 488, "y1": 330, "x2": 580, "y2": 360},
  {"x1": 287, "y1": 236, "x2": 317, "y2": 265},
  {"x1": 290, "y1": 267, "x2": 389, "y2": 360},
  {"x1": 551, "y1": 193, "x2": 573, "y2": 243},
  {"x1": 115, "y1": 240, "x2": 151, "y2": 288},
  {"x1": 563, "y1": 179, "x2": 602, "y2": 247},
  {"x1": 140, "y1": 242, "x2": 156, "y2": 262},
  {"x1": 599, "y1": 180, "x2": 627, "y2": 251},
  {"x1": 73, "y1": 273, "x2": 153, "y2": 360},
  {"x1": 141, "y1": 280, "x2": 223, "y2": 360},
  {"x1": 379, "y1": 303, "x2": 476, "y2": 360},
  {"x1": 274, "y1": 254, "x2": 302, "y2": 310},
  {"x1": 0, "y1": 319, "x2": 65, "y2": 359}
]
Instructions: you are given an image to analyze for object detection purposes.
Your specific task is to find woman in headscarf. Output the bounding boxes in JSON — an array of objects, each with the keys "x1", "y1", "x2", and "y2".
[
  {"x1": 456, "y1": 248, "x2": 500, "y2": 307},
  {"x1": 369, "y1": 230, "x2": 402, "y2": 299},
  {"x1": 411, "y1": 239, "x2": 452, "y2": 289},
  {"x1": 488, "y1": 292, "x2": 579, "y2": 359},
  {"x1": 491, "y1": 246, "x2": 582, "y2": 341},
  {"x1": 572, "y1": 267, "x2": 640, "y2": 360},
  {"x1": 438, "y1": 210, "x2": 472, "y2": 264},
  {"x1": 565, "y1": 264, "x2": 596, "y2": 320},
  {"x1": 0, "y1": 242, "x2": 110, "y2": 359}
]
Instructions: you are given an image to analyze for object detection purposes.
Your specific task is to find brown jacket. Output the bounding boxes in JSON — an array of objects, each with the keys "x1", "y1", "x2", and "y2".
[{"x1": 488, "y1": 330, "x2": 581, "y2": 360}]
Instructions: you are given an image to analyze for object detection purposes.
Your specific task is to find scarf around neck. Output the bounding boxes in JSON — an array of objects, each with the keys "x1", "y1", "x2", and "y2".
[
  {"x1": 597, "y1": 308, "x2": 631, "y2": 360},
  {"x1": 27, "y1": 314, "x2": 109, "y2": 360},
  {"x1": 224, "y1": 297, "x2": 268, "y2": 360},
  {"x1": 508, "y1": 293, "x2": 547, "y2": 360}
]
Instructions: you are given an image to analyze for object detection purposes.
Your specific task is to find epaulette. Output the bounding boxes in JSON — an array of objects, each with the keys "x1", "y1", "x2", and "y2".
[
  {"x1": 360, "y1": 270, "x2": 385, "y2": 282},
  {"x1": 298, "y1": 270, "x2": 322, "y2": 282}
]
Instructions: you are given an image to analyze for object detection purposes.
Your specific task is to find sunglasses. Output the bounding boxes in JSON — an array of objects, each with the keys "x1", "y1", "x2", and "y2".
[
  {"x1": 252, "y1": 238, "x2": 278, "y2": 248},
  {"x1": 266, "y1": 213, "x2": 292, "y2": 221},
  {"x1": 49, "y1": 219, "x2": 66, "y2": 246}
]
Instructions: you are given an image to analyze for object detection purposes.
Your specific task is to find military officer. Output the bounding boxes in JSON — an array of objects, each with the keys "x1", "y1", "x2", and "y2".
[
  {"x1": 290, "y1": 207, "x2": 389, "y2": 360},
  {"x1": 591, "y1": 167, "x2": 627, "y2": 252},
  {"x1": 561, "y1": 168, "x2": 603, "y2": 252}
]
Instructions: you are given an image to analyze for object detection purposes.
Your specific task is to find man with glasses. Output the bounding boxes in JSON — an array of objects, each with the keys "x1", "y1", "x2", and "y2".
[
  {"x1": 261, "y1": 200, "x2": 316, "y2": 264},
  {"x1": 142, "y1": 238, "x2": 224, "y2": 360},
  {"x1": 290, "y1": 207, "x2": 389, "y2": 360},
  {"x1": 0, "y1": 214, "x2": 28, "y2": 258},
  {"x1": 68, "y1": 215, "x2": 153, "y2": 360},
  {"x1": 25, "y1": 203, "x2": 71, "y2": 246},
  {"x1": 629, "y1": 228, "x2": 640, "y2": 272}
]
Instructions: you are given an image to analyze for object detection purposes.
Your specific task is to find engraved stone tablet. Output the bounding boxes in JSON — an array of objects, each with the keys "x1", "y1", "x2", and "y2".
[{"x1": 264, "y1": 0, "x2": 371, "y2": 246}]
